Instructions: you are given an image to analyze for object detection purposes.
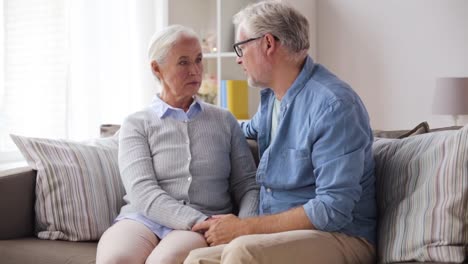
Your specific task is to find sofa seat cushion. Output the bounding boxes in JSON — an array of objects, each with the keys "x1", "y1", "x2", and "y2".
[{"x1": 0, "y1": 237, "x2": 96, "y2": 264}]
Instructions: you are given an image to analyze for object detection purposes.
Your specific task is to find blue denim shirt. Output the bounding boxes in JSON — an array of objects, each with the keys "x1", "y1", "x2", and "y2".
[{"x1": 241, "y1": 56, "x2": 376, "y2": 245}]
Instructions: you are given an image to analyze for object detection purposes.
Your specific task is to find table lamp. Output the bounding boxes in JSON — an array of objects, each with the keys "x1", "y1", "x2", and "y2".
[{"x1": 432, "y1": 77, "x2": 468, "y2": 126}]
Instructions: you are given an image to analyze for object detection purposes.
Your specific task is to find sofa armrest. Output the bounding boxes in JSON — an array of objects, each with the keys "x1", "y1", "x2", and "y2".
[{"x1": 0, "y1": 167, "x2": 36, "y2": 239}]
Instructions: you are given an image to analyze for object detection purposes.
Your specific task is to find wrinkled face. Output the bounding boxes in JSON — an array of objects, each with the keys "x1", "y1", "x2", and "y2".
[
  {"x1": 153, "y1": 36, "x2": 203, "y2": 100},
  {"x1": 235, "y1": 27, "x2": 271, "y2": 89}
]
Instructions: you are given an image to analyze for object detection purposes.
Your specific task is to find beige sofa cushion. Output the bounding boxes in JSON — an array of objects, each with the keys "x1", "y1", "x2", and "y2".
[
  {"x1": 373, "y1": 126, "x2": 468, "y2": 263},
  {"x1": 10, "y1": 134, "x2": 125, "y2": 241},
  {"x1": 373, "y1": 121, "x2": 429, "y2": 139},
  {"x1": 0, "y1": 238, "x2": 96, "y2": 264}
]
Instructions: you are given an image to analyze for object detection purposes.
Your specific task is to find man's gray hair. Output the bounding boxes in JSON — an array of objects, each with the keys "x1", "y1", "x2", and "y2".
[
  {"x1": 147, "y1": 25, "x2": 199, "y2": 64},
  {"x1": 233, "y1": 1, "x2": 309, "y2": 63}
]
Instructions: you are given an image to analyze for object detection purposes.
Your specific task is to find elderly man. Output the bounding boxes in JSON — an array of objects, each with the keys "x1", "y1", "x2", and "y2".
[{"x1": 186, "y1": 1, "x2": 376, "y2": 264}]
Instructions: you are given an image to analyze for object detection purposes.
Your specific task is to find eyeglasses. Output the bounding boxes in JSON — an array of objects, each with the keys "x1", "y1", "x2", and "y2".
[
  {"x1": 233, "y1": 35, "x2": 280, "y2": 57},
  {"x1": 233, "y1": 36, "x2": 263, "y2": 57}
]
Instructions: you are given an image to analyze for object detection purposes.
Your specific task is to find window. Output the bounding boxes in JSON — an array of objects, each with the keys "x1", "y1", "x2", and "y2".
[{"x1": 0, "y1": 0, "x2": 162, "y2": 165}]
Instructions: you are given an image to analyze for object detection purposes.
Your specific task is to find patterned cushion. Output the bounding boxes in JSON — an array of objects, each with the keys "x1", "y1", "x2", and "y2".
[
  {"x1": 373, "y1": 126, "x2": 468, "y2": 263},
  {"x1": 10, "y1": 134, "x2": 125, "y2": 241}
]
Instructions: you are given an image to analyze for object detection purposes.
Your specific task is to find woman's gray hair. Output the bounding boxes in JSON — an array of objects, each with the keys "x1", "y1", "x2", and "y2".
[
  {"x1": 147, "y1": 25, "x2": 199, "y2": 65},
  {"x1": 233, "y1": 1, "x2": 309, "y2": 63}
]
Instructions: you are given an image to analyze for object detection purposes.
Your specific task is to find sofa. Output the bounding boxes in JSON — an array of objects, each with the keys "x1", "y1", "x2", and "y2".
[{"x1": 0, "y1": 123, "x2": 466, "y2": 264}]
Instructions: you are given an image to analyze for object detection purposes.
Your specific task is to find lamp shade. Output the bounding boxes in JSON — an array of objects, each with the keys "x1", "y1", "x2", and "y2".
[{"x1": 432, "y1": 77, "x2": 468, "y2": 115}]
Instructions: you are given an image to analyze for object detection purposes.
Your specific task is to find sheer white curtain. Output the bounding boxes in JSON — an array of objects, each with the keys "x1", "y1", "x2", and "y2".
[
  {"x1": 68, "y1": 0, "x2": 160, "y2": 140},
  {"x1": 0, "y1": 0, "x2": 162, "y2": 164}
]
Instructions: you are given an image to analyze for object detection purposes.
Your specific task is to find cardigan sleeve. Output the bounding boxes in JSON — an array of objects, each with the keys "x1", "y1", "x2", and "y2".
[{"x1": 227, "y1": 113, "x2": 259, "y2": 218}]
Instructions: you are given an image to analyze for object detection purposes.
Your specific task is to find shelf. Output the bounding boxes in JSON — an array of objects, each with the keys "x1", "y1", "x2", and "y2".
[
  {"x1": 220, "y1": 52, "x2": 237, "y2": 58},
  {"x1": 166, "y1": 0, "x2": 258, "y2": 118},
  {"x1": 203, "y1": 52, "x2": 237, "y2": 59},
  {"x1": 203, "y1": 53, "x2": 218, "y2": 59}
]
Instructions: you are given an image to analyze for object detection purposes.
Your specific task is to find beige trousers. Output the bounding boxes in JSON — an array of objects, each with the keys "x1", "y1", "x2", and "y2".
[
  {"x1": 184, "y1": 230, "x2": 375, "y2": 264},
  {"x1": 96, "y1": 219, "x2": 207, "y2": 264}
]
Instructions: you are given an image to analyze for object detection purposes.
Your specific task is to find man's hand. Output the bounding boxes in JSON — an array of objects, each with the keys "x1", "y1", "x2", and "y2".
[
  {"x1": 192, "y1": 214, "x2": 248, "y2": 246},
  {"x1": 192, "y1": 207, "x2": 314, "y2": 246}
]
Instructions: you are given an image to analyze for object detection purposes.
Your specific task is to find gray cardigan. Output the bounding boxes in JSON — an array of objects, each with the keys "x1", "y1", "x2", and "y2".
[{"x1": 118, "y1": 103, "x2": 259, "y2": 230}]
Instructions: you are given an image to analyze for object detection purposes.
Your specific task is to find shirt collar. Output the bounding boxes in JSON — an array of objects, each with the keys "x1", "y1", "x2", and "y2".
[
  {"x1": 261, "y1": 56, "x2": 316, "y2": 106},
  {"x1": 149, "y1": 94, "x2": 203, "y2": 119}
]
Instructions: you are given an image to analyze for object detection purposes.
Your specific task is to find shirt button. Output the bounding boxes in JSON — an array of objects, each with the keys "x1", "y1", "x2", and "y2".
[
  {"x1": 188, "y1": 177, "x2": 192, "y2": 182},
  {"x1": 266, "y1": 188, "x2": 271, "y2": 193},
  {"x1": 187, "y1": 156, "x2": 191, "y2": 161},
  {"x1": 183, "y1": 120, "x2": 188, "y2": 123}
]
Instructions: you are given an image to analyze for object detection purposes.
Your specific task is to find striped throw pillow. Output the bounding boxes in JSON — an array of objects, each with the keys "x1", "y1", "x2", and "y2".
[
  {"x1": 10, "y1": 134, "x2": 125, "y2": 241},
  {"x1": 373, "y1": 126, "x2": 468, "y2": 263}
]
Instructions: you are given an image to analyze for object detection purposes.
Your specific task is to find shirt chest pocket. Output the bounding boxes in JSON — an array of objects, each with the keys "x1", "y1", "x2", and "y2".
[{"x1": 268, "y1": 148, "x2": 315, "y2": 188}]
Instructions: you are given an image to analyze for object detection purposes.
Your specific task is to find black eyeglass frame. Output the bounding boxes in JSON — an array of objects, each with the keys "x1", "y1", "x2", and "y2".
[{"x1": 233, "y1": 35, "x2": 279, "y2": 57}]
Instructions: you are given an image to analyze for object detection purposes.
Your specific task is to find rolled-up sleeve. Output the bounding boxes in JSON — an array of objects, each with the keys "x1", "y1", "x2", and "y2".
[
  {"x1": 240, "y1": 104, "x2": 261, "y2": 139},
  {"x1": 303, "y1": 99, "x2": 368, "y2": 231}
]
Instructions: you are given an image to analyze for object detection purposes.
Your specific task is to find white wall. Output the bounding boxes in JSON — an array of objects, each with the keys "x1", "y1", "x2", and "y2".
[
  {"x1": 315, "y1": 0, "x2": 468, "y2": 129},
  {"x1": 285, "y1": 0, "x2": 317, "y2": 58}
]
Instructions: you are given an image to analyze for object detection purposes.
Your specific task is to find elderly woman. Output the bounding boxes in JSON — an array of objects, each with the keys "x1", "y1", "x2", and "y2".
[{"x1": 96, "y1": 25, "x2": 259, "y2": 264}]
